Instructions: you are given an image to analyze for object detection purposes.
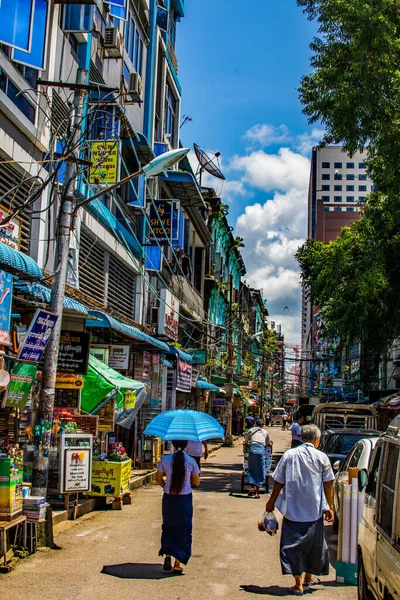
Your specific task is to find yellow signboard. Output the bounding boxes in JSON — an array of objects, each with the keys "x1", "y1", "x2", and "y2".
[
  {"x1": 89, "y1": 141, "x2": 119, "y2": 185},
  {"x1": 89, "y1": 459, "x2": 132, "y2": 497},
  {"x1": 124, "y1": 390, "x2": 136, "y2": 410},
  {"x1": 56, "y1": 373, "x2": 84, "y2": 389}
]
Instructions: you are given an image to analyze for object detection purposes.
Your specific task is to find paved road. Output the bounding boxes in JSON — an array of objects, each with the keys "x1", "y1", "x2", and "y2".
[{"x1": 2, "y1": 428, "x2": 356, "y2": 600}]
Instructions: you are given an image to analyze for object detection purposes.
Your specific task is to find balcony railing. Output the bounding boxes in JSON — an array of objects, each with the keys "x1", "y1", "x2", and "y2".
[{"x1": 170, "y1": 275, "x2": 205, "y2": 321}]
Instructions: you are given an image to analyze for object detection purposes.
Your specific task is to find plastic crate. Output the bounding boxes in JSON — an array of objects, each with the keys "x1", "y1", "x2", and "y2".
[{"x1": 335, "y1": 561, "x2": 358, "y2": 585}]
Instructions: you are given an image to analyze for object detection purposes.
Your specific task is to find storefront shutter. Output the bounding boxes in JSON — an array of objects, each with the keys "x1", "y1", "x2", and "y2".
[
  {"x1": 79, "y1": 226, "x2": 106, "y2": 303},
  {"x1": 0, "y1": 162, "x2": 32, "y2": 254},
  {"x1": 107, "y1": 253, "x2": 136, "y2": 320}
]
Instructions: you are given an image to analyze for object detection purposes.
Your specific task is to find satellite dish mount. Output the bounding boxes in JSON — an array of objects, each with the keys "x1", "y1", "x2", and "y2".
[{"x1": 194, "y1": 143, "x2": 226, "y2": 187}]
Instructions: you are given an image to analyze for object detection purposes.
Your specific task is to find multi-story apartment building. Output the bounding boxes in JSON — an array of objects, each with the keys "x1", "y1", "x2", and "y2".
[{"x1": 300, "y1": 146, "x2": 372, "y2": 396}]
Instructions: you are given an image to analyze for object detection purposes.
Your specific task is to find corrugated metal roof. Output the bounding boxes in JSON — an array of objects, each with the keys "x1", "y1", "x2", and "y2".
[
  {"x1": 86, "y1": 309, "x2": 170, "y2": 353},
  {"x1": 196, "y1": 380, "x2": 220, "y2": 392},
  {"x1": 0, "y1": 243, "x2": 43, "y2": 280},
  {"x1": 15, "y1": 282, "x2": 89, "y2": 315}
]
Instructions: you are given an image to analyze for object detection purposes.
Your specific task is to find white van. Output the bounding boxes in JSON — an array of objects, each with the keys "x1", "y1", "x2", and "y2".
[
  {"x1": 358, "y1": 415, "x2": 400, "y2": 600},
  {"x1": 270, "y1": 408, "x2": 286, "y2": 427}
]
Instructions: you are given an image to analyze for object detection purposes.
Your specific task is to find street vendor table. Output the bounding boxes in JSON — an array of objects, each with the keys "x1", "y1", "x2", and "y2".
[{"x1": 0, "y1": 515, "x2": 26, "y2": 565}]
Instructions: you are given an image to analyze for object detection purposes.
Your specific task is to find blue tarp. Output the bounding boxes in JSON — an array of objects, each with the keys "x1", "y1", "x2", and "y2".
[
  {"x1": 15, "y1": 282, "x2": 89, "y2": 315},
  {"x1": 0, "y1": 242, "x2": 43, "y2": 280},
  {"x1": 196, "y1": 380, "x2": 220, "y2": 392}
]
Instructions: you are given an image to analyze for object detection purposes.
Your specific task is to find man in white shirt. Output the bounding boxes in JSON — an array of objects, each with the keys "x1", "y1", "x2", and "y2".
[
  {"x1": 290, "y1": 412, "x2": 304, "y2": 449},
  {"x1": 266, "y1": 424, "x2": 334, "y2": 595},
  {"x1": 185, "y1": 440, "x2": 208, "y2": 469}
]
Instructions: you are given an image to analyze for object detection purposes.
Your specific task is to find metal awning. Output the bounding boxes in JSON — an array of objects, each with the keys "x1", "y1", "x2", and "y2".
[
  {"x1": 161, "y1": 171, "x2": 206, "y2": 208},
  {"x1": 0, "y1": 242, "x2": 43, "y2": 280},
  {"x1": 196, "y1": 379, "x2": 220, "y2": 392},
  {"x1": 15, "y1": 282, "x2": 89, "y2": 315},
  {"x1": 86, "y1": 309, "x2": 170, "y2": 353},
  {"x1": 167, "y1": 346, "x2": 193, "y2": 363},
  {"x1": 132, "y1": 132, "x2": 155, "y2": 167}
]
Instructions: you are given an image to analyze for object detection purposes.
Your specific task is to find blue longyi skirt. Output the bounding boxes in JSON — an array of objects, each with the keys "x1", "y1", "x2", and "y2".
[
  {"x1": 159, "y1": 493, "x2": 193, "y2": 564},
  {"x1": 248, "y1": 443, "x2": 265, "y2": 486}
]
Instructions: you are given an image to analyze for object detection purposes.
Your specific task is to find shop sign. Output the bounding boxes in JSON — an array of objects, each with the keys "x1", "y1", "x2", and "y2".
[
  {"x1": 63, "y1": 448, "x2": 92, "y2": 493},
  {"x1": 18, "y1": 309, "x2": 58, "y2": 363},
  {"x1": 58, "y1": 331, "x2": 91, "y2": 374},
  {"x1": 149, "y1": 200, "x2": 180, "y2": 245},
  {"x1": 191, "y1": 369, "x2": 200, "y2": 388},
  {"x1": 55, "y1": 373, "x2": 84, "y2": 389},
  {"x1": 176, "y1": 359, "x2": 192, "y2": 393},
  {"x1": 143, "y1": 351, "x2": 151, "y2": 380},
  {"x1": 88, "y1": 140, "x2": 119, "y2": 185},
  {"x1": 0, "y1": 270, "x2": 12, "y2": 345},
  {"x1": 90, "y1": 459, "x2": 132, "y2": 497},
  {"x1": 90, "y1": 346, "x2": 109, "y2": 364},
  {"x1": 187, "y1": 349, "x2": 207, "y2": 365},
  {"x1": 0, "y1": 205, "x2": 21, "y2": 250},
  {"x1": 3, "y1": 361, "x2": 38, "y2": 409},
  {"x1": 158, "y1": 288, "x2": 179, "y2": 341},
  {"x1": 212, "y1": 398, "x2": 225, "y2": 407},
  {"x1": 124, "y1": 389, "x2": 136, "y2": 409},
  {"x1": 108, "y1": 345, "x2": 130, "y2": 370}
]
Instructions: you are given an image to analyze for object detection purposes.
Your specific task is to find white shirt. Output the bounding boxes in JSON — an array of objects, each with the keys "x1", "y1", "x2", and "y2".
[
  {"x1": 246, "y1": 427, "x2": 270, "y2": 446},
  {"x1": 186, "y1": 441, "x2": 203, "y2": 457},
  {"x1": 290, "y1": 422, "x2": 302, "y2": 442},
  {"x1": 272, "y1": 443, "x2": 334, "y2": 522}
]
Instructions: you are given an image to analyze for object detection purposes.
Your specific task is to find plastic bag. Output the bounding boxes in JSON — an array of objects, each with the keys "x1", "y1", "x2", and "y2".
[{"x1": 258, "y1": 511, "x2": 279, "y2": 536}]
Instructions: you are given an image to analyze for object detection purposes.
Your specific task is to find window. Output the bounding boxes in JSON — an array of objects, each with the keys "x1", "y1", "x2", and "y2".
[
  {"x1": 321, "y1": 162, "x2": 330, "y2": 168},
  {"x1": 346, "y1": 162, "x2": 354, "y2": 168},
  {"x1": 334, "y1": 162, "x2": 342, "y2": 168},
  {"x1": 359, "y1": 162, "x2": 366, "y2": 169},
  {"x1": 346, "y1": 185, "x2": 354, "y2": 191},
  {"x1": 359, "y1": 174, "x2": 367, "y2": 180},
  {"x1": 324, "y1": 207, "x2": 330, "y2": 212},
  {"x1": 334, "y1": 173, "x2": 342, "y2": 180},
  {"x1": 321, "y1": 185, "x2": 330, "y2": 191},
  {"x1": 125, "y1": 14, "x2": 144, "y2": 76},
  {"x1": 334, "y1": 185, "x2": 342, "y2": 191},
  {"x1": 347, "y1": 207, "x2": 355, "y2": 212},
  {"x1": 322, "y1": 196, "x2": 330, "y2": 202},
  {"x1": 0, "y1": 68, "x2": 35, "y2": 123},
  {"x1": 348, "y1": 443, "x2": 363, "y2": 469},
  {"x1": 368, "y1": 446, "x2": 382, "y2": 499},
  {"x1": 321, "y1": 174, "x2": 330, "y2": 181},
  {"x1": 334, "y1": 196, "x2": 342, "y2": 202},
  {"x1": 334, "y1": 207, "x2": 342, "y2": 212},
  {"x1": 359, "y1": 196, "x2": 366, "y2": 202},
  {"x1": 347, "y1": 174, "x2": 355, "y2": 181},
  {"x1": 359, "y1": 185, "x2": 367, "y2": 192},
  {"x1": 164, "y1": 81, "x2": 177, "y2": 141},
  {"x1": 346, "y1": 196, "x2": 355, "y2": 202},
  {"x1": 377, "y1": 443, "x2": 399, "y2": 538},
  {"x1": 168, "y1": 7, "x2": 177, "y2": 49}
]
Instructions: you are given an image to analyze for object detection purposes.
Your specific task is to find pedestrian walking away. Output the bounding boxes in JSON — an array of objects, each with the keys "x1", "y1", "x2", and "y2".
[
  {"x1": 244, "y1": 418, "x2": 271, "y2": 499},
  {"x1": 290, "y1": 412, "x2": 305, "y2": 448},
  {"x1": 185, "y1": 440, "x2": 208, "y2": 469},
  {"x1": 266, "y1": 424, "x2": 334, "y2": 595},
  {"x1": 282, "y1": 413, "x2": 288, "y2": 430},
  {"x1": 156, "y1": 440, "x2": 200, "y2": 574}
]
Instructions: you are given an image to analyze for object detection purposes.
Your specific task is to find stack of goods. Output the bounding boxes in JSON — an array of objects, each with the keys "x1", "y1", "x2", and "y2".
[
  {"x1": 0, "y1": 443, "x2": 24, "y2": 520},
  {"x1": 22, "y1": 496, "x2": 48, "y2": 521},
  {"x1": 336, "y1": 468, "x2": 365, "y2": 585}
]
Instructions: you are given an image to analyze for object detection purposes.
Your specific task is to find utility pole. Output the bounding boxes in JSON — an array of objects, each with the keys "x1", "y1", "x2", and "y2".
[
  {"x1": 32, "y1": 68, "x2": 88, "y2": 496},
  {"x1": 224, "y1": 273, "x2": 234, "y2": 446}
]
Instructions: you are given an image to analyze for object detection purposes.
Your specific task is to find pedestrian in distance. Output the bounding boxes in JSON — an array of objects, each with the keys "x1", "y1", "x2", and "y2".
[
  {"x1": 266, "y1": 424, "x2": 334, "y2": 595},
  {"x1": 245, "y1": 414, "x2": 256, "y2": 430},
  {"x1": 244, "y1": 418, "x2": 272, "y2": 499},
  {"x1": 290, "y1": 412, "x2": 305, "y2": 449},
  {"x1": 282, "y1": 413, "x2": 288, "y2": 430},
  {"x1": 185, "y1": 440, "x2": 208, "y2": 470},
  {"x1": 156, "y1": 440, "x2": 200, "y2": 574}
]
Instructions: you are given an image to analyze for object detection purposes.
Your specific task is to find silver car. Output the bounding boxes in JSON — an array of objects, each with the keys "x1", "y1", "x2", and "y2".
[{"x1": 333, "y1": 436, "x2": 379, "y2": 530}]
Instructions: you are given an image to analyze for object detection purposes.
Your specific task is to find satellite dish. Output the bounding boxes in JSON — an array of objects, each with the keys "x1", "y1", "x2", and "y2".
[{"x1": 194, "y1": 143, "x2": 225, "y2": 186}]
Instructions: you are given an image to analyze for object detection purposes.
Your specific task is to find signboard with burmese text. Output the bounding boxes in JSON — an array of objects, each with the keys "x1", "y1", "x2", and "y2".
[{"x1": 158, "y1": 288, "x2": 179, "y2": 341}]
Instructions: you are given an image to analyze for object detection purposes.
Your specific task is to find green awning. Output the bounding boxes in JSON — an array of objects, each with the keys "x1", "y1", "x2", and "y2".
[{"x1": 82, "y1": 355, "x2": 147, "y2": 429}]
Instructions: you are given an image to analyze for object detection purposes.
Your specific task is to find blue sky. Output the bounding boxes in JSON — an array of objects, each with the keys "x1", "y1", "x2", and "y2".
[{"x1": 177, "y1": 0, "x2": 319, "y2": 343}]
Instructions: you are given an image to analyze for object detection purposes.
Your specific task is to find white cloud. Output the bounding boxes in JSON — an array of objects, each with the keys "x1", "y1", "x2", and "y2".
[
  {"x1": 244, "y1": 123, "x2": 290, "y2": 147},
  {"x1": 231, "y1": 148, "x2": 310, "y2": 192},
  {"x1": 295, "y1": 128, "x2": 325, "y2": 155}
]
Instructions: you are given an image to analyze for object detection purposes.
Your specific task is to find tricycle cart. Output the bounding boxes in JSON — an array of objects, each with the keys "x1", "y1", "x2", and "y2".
[{"x1": 241, "y1": 443, "x2": 273, "y2": 493}]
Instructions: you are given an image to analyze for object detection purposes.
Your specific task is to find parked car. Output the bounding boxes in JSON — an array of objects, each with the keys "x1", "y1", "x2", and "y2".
[
  {"x1": 270, "y1": 408, "x2": 286, "y2": 426},
  {"x1": 313, "y1": 403, "x2": 377, "y2": 431},
  {"x1": 332, "y1": 436, "x2": 379, "y2": 531},
  {"x1": 319, "y1": 428, "x2": 380, "y2": 467},
  {"x1": 358, "y1": 416, "x2": 400, "y2": 600}
]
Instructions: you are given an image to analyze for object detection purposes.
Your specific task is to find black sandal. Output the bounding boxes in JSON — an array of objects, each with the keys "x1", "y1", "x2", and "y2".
[{"x1": 163, "y1": 556, "x2": 172, "y2": 571}]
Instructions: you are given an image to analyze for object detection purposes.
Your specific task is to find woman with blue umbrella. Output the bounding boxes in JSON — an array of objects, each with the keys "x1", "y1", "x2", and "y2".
[{"x1": 146, "y1": 410, "x2": 224, "y2": 573}]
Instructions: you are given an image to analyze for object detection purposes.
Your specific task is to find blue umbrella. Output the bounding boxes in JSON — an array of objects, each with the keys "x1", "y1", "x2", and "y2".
[{"x1": 144, "y1": 410, "x2": 225, "y2": 441}]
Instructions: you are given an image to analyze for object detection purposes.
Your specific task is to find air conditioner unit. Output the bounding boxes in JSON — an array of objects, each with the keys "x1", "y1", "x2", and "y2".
[
  {"x1": 103, "y1": 27, "x2": 123, "y2": 59},
  {"x1": 128, "y1": 72, "x2": 143, "y2": 101}
]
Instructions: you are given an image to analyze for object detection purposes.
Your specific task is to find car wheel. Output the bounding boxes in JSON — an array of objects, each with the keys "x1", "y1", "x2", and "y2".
[
  {"x1": 358, "y1": 552, "x2": 373, "y2": 600},
  {"x1": 333, "y1": 513, "x2": 339, "y2": 533}
]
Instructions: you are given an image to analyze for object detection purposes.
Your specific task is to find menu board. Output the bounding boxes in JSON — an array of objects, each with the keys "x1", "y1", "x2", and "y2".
[
  {"x1": 63, "y1": 448, "x2": 91, "y2": 493},
  {"x1": 58, "y1": 331, "x2": 91, "y2": 374}
]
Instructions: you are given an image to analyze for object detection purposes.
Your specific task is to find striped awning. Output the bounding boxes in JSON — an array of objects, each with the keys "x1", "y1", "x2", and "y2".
[
  {"x1": 86, "y1": 309, "x2": 170, "y2": 353},
  {"x1": 0, "y1": 242, "x2": 42, "y2": 280},
  {"x1": 15, "y1": 282, "x2": 89, "y2": 315},
  {"x1": 196, "y1": 380, "x2": 220, "y2": 392}
]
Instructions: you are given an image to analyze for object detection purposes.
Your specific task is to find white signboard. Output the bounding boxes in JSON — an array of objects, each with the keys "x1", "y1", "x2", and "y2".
[
  {"x1": 0, "y1": 205, "x2": 21, "y2": 250},
  {"x1": 63, "y1": 448, "x2": 91, "y2": 493},
  {"x1": 158, "y1": 288, "x2": 179, "y2": 341},
  {"x1": 108, "y1": 345, "x2": 130, "y2": 370}
]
